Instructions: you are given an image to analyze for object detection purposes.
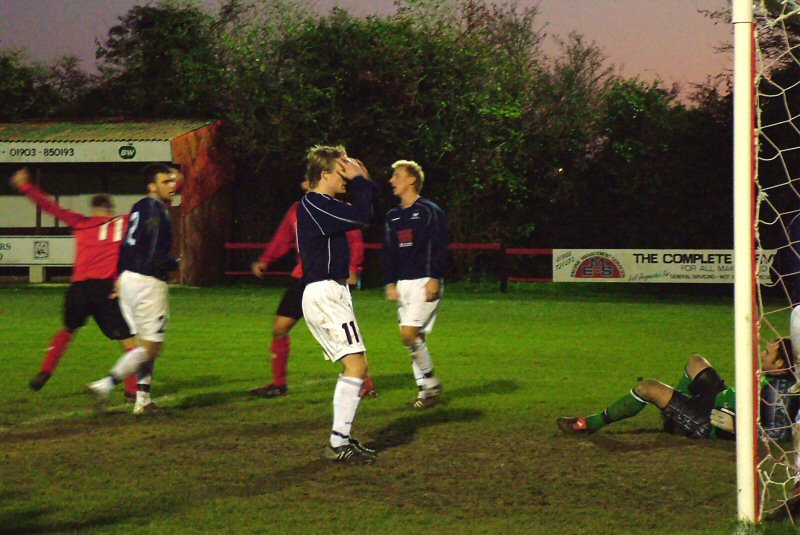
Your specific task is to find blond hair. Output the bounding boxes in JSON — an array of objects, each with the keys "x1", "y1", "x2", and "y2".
[
  {"x1": 305, "y1": 145, "x2": 347, "y2": 188},
  {"x1": 392, "y1": 160, "x2": 425, "y2": 192}
]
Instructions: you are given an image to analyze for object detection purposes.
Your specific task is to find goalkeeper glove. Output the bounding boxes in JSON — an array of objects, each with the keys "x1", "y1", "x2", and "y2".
[{"x1": 710, "y1": 408, "x2": 736, "y2": 433}]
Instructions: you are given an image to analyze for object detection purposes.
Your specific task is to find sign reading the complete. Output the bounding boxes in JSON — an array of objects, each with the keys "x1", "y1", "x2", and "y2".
[
  {"x1": 552, "y1": 249, "x2": 776, "y2": 284},
  {"x1": 0, "y1": 141, "x2": 173, "y2": 163},
  {"x1": 0, "y1": 236, "x2": 75, "y2": 265}
]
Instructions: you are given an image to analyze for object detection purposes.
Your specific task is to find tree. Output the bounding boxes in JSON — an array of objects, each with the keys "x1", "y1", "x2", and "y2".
[
  {"x1": 91, "y1": 1, "x2": 225, "y2": 117},
  {"x1": 0, "y1": 50, "x2": 61, "y2": 120},
  {"x1": 514, "y1": 32, "x2": 617, "y2": 246},
  {"x1": 564, "y1": 78, "x2": 734, "y2": 249},
  {"x1": 48, "y1": 56, "x2": 94, "y2": 116},
  {"x1": 20, "y1": 0, "x2": 737, "y2": 263}
]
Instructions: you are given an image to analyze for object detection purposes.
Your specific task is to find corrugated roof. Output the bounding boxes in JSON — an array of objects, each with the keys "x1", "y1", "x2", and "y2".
[{"x1": 0, "y1": 119, "x2": 214, "y2": 142}]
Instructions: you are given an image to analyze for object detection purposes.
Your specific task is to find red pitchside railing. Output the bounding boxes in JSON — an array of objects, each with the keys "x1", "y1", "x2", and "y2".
[{"x1": 225, "y1": 242, "x2": 553, "y2": 289}]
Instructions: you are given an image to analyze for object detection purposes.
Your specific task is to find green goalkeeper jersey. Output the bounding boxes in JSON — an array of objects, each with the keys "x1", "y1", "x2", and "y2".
[{"x1": 712, "y1": 375, "x2": 795, "y2": 441}]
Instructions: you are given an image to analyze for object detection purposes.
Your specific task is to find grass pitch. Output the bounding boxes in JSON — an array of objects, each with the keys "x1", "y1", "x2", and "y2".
[{"x1": 0, "y1": 284, "x2": 794, "y2": 534}]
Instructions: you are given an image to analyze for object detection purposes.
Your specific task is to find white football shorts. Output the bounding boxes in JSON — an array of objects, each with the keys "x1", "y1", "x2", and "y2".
[
  {"x1": 396, "y1": 277, "x2": 441, "y2": 334},
  {"x1": 118, "y1": 270, "x2": 169, "y2": 343},
  {"x1": 302, "y1": 280, "x2": 366, "y2": 362}
]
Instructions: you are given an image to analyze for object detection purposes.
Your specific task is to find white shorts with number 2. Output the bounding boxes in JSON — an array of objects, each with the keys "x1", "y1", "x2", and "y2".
[{"x1": 118, "y1": 270, "x2": 169, "y2": 343}]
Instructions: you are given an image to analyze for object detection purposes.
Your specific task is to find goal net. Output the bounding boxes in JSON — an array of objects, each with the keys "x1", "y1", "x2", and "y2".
[{"x1": 752, "y1": 0, "x2": 800, "y2": 522}]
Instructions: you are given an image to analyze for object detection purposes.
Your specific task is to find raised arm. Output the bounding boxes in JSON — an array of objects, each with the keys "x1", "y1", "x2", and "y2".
[
  {"x1": 301, "y1": 176, "x2": 377, "y2": 235},
  {"x1": 10, "y1": 168, "x2": 86, "y2": 227}
]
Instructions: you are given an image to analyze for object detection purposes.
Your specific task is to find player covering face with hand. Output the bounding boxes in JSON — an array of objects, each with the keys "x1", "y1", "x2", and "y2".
[
  {"x1": 296, "y1": 145, "x2": 379, "y2": 463},
  {"x1": 249, "y1": 175, "x2": 376, "y2": 399}
]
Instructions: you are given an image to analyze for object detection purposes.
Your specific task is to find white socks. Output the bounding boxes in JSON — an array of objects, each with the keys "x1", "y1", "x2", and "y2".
[
  {"x1": 88, "y1": 376, "x2": 115, "y2": 395},
  {"x1": 409, "y1": 338, "x2": 438, "y2": 390},
  {"x1": 111, "y1": 347, "x2": 150, "y2": 384},
  {"x1": 136, "y1": 359, "x2": 154, "y2": 406},
  {"x1": 411, "y1": 361, "x2": 425, "y2": 388},
  {"x1": 330, "y1": 376, "x2": 364, "y2": 448}
]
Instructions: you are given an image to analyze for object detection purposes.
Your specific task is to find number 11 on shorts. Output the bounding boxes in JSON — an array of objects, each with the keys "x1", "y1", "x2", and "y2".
[{"x1": 341, "y1": 321, "x2": 360, "y2": 345}]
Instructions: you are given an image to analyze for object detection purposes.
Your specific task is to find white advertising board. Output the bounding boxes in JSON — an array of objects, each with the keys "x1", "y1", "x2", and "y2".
[
  {"x1": 0, "y1": 141, "x2": 172, "y2": 163},
  {"x1": 552, "y1": 249, "x2": 776, "y2": 283},
  {"x1": 0, "y1": 236, "x2": 75, "y2": 266}
]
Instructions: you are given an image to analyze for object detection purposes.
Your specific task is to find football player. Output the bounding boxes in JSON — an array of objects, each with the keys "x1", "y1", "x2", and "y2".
[
  {"x1": 297, "y1": 146, "x2": 378, "y2": 463},
  {"x1": 86, "y1": 164, "x2": 179, "y2": 415},
  {"x1": 10, "y1": 168, "x2": 138, "y2": 402},
  {"x1": 381, "y1": 160, "x2": 449, "y2": 408},
  {"x1": 557, "y1": 338, "x2": 796, "y2": 441}
]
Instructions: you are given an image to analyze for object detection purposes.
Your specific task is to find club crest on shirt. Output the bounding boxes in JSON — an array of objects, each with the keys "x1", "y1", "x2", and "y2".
[{"x1": 397, "y1": 229, "x2": 414, "y2": 248}]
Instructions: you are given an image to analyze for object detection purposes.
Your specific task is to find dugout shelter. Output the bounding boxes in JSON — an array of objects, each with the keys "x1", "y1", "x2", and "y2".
[{"x1": 0, "y1": 119, "x2": 233, "y2": 285}]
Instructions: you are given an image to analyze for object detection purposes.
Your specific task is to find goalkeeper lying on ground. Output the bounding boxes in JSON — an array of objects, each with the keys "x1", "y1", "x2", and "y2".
[{"x1": 557, "y1": 338, "x2": 797, "y2": 441}]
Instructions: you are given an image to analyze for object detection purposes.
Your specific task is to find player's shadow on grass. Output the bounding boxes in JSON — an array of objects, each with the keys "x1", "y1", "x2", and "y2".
[
  {"x1": 587, "y1": 430, "x2": 715, "y2": 452},
  {"x1": 0, "y1": 413, "x2": 140, "y2": 444},
  {"x1": 369, "y1": 373, "x2": 415, "y2": 393},
  {"x1": 0, "y1": 505, "x2": 135, "y2": 534},
  {"x1": 215, "y1": 409, "x2": 483, "y2": 499},
  {"x1": 155, "y1": 375, "x2": 241, "y2": 396},
  {"x1": 174, "y1": 389, "x2": 254, "y2": 410},
  {"x1": 443, "y1": 379, "x2": 519, "y2": 399},
  {"x1": 368, "y1": 407, "x2": 483, "y2": 450},
  {"x1": 0, "y1": 426, "x2": 88, "y2": 445}
]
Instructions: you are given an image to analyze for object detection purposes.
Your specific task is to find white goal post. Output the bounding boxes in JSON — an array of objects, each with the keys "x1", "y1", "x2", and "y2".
[
  {"x1": 733, "y1": 0, "x2": 760, "y2": 522},
  {"x1": 733, "y1": 0, "x2": 758, "y2": 523},
  {"x1": 735, "y1": 0, "x2": 800, "y2": 523},
  {"x1": 733, "y1": 0, "x2": 759, "y2": 522}
]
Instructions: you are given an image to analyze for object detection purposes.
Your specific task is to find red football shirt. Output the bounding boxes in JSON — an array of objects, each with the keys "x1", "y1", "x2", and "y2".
[{"x1": 20, "y1": 182, "x2": 129, "y2": 282}]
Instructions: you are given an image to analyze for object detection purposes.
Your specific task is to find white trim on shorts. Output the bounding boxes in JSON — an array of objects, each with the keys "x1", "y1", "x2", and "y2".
[
  {"x1": 118, "y1": 270, "x2": 169, "y2": 343},
  {"x1": 396, "y1": 277, "x2": 441, "y2": 334},
  {"x1": 302, "y1": 280, "x2": 366, "y2": 361}
]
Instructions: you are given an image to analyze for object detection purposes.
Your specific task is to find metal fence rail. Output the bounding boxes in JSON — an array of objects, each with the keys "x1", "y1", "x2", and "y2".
[{"x1": 224, "y1": 242, "x2": 553, "y2": 290}]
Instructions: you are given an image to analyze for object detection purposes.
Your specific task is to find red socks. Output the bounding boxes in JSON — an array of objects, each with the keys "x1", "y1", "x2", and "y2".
[
  {"x1": 360, "y1": 375, "x2": 377, "y2": 398},
  {"x1": 39, "y1": 329, "x2": 137, "y2": 398},
  {"x1": 40, "y1": 329, "x2": 73, "y2": 374},
  {"x1": 124, "y1": 374, "x2": 138, "y2": 397},
  {"x1": 271, "y1": 336, "x2": 290, "y2": 387}
]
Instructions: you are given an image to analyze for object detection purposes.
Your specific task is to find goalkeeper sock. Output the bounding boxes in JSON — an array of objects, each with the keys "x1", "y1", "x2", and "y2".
[{"x1": 585, "y1": 390, "x2": 648, "y2": 431}]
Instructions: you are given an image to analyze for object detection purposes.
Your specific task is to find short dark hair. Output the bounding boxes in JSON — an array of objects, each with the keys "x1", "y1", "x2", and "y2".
[
  {"x1": 90, "y1": 194, "x2": 114, "y2": 210},
  {"x1": 142, "y1": 163, "x2": 173, "y2": 187}
]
